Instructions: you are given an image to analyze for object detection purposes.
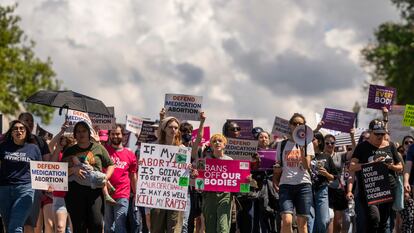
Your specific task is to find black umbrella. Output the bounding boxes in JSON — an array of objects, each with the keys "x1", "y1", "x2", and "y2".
[{"x1": 26, "y1": 90, "x2": 111, "y2": 115}]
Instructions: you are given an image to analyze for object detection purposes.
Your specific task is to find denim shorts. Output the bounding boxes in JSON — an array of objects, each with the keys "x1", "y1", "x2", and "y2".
[
  {"x1": 53, "y1": 197, "x2": 67, "y2": 213},
  {"x1": 279, "y1": 183, "x2": 312, "y2": 218}
]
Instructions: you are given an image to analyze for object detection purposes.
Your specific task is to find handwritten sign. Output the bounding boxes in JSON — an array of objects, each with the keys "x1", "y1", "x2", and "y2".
[
  {"x1": 403, "y1": 104, "x2": 414, "y2": 127},
  {"x1": 89, "y1": 107, "x2": 116, "y2": 130},
  {"x1": 30, "y1": 161, "x2": 68, "y2": 191},
  {"x1": 126, "y1": 114, "x2": 144, "y2": 135},
  {"x1": 321, "y1": 108, "x2": 355, "y2": 133},
  {"x1": 225, "y1": 138, "x2": 258, "y2": 160},
  {"x1": 195, "y1": 159, "x2": 250, "y2": 193},
  {"x1": 271, "y1": 116, "x2": 290, "y2": 138},
  {"x1": 164, "y1": 94, "x2": 202, "y2": 121},
  {"x1": 257, "y1": 149, "x2": 277, "y2": 170},
  {"x1": 136, "y1": 143, "x2": 191, "y2": 211},
  {"x1": 361, "y1": 162, "x2": 393, "y2": 205},
  {"x1": 191, "y1": 126, "x2": 211, "y2": 146},
  {"x1": 367, "y1": 84, "x2": 396, "y2": 110}
]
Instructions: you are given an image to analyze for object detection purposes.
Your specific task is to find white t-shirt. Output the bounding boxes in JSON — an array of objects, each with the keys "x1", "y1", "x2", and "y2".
[{"x1": 277, "y1": 140, "x2": 314, "y2": 185}]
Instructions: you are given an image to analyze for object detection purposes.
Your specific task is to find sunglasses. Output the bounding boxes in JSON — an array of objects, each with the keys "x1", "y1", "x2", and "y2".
[
  {"x1": 12, "y1": 126, "x2": 26, "y2": 132},
  {"x1": 213, "y1": 139, "x2": 223, "y2": 144},
  {"x1": 325, "y1": 142, "x2": 335, "y2": 146},
  {"x1": 229, "y1": 127, "x2": 241, "y2": 132},
  {"x1": 291, "y1": 122, "x2": 304, "y2": 126},
  {"x1": 374, "y1": 133, "x2": 385, "y2": 137}
]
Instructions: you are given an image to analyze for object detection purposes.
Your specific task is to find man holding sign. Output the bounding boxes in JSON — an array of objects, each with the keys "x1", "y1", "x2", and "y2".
[{"x1": 350, "y1": 119, "x2": 403, "y2": 233}]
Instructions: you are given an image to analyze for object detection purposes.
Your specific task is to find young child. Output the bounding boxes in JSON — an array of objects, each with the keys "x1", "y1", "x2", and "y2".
[{"x1": 69, "y1": 155, "x2": 116, "y2": 205}]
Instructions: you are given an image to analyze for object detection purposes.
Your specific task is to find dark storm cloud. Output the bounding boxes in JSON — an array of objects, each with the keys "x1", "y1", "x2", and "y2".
[
  {"x1": 176, "y1": 62, "x2": 204, "y2": 85},
  {"x1": 222, "y1": 38, "x2": 363, "y2": 96}
]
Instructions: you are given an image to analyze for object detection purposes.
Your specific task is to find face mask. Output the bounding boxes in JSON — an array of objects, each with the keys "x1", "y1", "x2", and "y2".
[{"x1": 182, "y1": 134, "x2": 192, "y2": 143}]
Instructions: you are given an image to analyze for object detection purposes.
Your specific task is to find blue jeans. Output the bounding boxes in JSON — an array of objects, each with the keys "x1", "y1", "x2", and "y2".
[
  {"x1": 104, "y1": 198, "x2": 129, "y2": 233},
  {"x1": 279, "y1": 183, "x2": 313, "y2": 218},
  {"x1": 312, "y1": 185, "x2": 330, "y2": 233},
  {"x1": 0, "y1": 184, "x2": 34, "y2": 233},
  {"x1": 181, "y1": 192, "x2": 191, "y2": 233},
  {"x1": 127, "y1": 195, "x2": 143, "y2": 233}
]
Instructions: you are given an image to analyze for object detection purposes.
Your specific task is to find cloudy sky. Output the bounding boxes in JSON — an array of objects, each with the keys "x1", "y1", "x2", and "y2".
[{"x1": 4, "y1": 0, "x2": 402, "y2": 138}]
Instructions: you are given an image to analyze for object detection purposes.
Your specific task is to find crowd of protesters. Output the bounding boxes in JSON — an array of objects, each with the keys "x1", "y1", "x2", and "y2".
[{"x1": 0, "y1": 102, "x2": 414, "y2": 233}]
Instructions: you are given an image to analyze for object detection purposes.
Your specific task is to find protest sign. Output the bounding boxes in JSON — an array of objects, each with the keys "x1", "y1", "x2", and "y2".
[
  {"x1": 321, "y1": 108, "x2": 355, "y2": 133},
  {"x1": 164, "y1": 94, "x2": 202, "y2": 121},
  {"x1": 126, "y1": 114, "x2": 144, "y2": 135},
  {"x1": 191, "y1": 126, "x2": 210, "y2": 146},
  {"x1": 89, "y1": 107, "x2": 116, "y2": 130},
  {"x1": 388, "y1": 105, "x2": 414, "y2": 142},
  {"x1": 257, "y1": 149, "x2": 277, "y2": 170},
  {"x1": 195, "y1": 159, "x2": 250, "y2": 193},
  {"x1": 30, "y1": 161, "x2": 68, "y2": 191},
  {"x1": 65, "y1": 110, "x2": 93, "y2": 132},
  {"x1": 227, "y1": 119, "x2": 254, "y2": 139},
  {"x1": 271, "y1": 116, "x2": 290, "y2": 139},
  {"x1": 403, "y1": 104, "x2": 414, "y2": 127},
  {"x1": 136, "y1": 143, "x2": 191, "y2": 211},
  {"x1": 315, "y1": 113, "x2": 341, "y2": 136},
  {"x1": 367, "y1": 84, "x2": 396, "y2": 110},
  {"x1": 137, "y1": 120, "x2": 158, "y2": 143},
  {"x1": 361, "y1": 162, "x2": 393, "y2": 205},
  {"x1": 225, "y1": 138, "x2": 258, "y2": 160}
]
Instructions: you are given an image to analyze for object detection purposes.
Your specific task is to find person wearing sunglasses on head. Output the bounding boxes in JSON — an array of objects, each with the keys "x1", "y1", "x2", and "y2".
[{"x1": 349, "y1": 119, "x2": 403, "y2": 233}]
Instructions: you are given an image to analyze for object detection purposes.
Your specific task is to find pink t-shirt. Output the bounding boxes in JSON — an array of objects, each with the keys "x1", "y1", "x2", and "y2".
[{"x1": 105, "y1": 145, "x2": 138, "y2": 199}]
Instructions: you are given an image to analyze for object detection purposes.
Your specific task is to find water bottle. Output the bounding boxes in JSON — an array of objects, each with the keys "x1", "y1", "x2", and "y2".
[{"x1": 348, "y1": 199, "x2": 355, "y2": 217}]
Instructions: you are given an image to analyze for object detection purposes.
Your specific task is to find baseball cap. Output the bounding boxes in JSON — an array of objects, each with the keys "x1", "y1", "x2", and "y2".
[{"x1": 369, "y1": 120, "x2": 387, "y2": 134}]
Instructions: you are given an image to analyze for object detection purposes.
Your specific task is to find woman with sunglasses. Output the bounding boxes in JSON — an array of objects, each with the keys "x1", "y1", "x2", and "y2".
[
  {"x1": 273, "y1": 113, "x2": 314, "y2": 233},
  {"x1": 0, "y1": 120, "x2": 42, "y2": 233},
  {"x1": 350, "y1": 119, "x2": 403, "y2": 233}
]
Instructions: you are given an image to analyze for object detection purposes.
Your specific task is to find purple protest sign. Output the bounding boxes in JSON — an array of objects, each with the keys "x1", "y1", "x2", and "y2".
[
  {"x1": 257, "y1": 149, "x2": 277, "y2": 170},
  {"x1": 322, "y1": 108, "x2": 355, "y2": 133},
  {"x1": 367, "y1": 84, "x2": 396, "y2": 111},
  {"x1": 227, "y1": 119, "x2": 254, "y2": 139}
]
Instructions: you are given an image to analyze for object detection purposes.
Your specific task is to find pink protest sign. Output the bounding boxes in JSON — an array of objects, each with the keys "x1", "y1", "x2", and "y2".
[
  {"x1": 195, "y1": 159, "x2": 251, "y2": 193},
  {"x1": 367, "y1": 84, "x2": 396, "y2": 111},
  {"x1": 191, "y1": 126, "x2": 211, "y2": 146}
]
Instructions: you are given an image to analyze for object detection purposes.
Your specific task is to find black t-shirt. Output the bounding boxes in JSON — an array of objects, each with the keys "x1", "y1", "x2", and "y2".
[
  {"x1": 352, "y1": 141, "x2": 402, "y2": 190},
  {"x1": 311, "y1": 152, "x2": 338, "y2": 189}
]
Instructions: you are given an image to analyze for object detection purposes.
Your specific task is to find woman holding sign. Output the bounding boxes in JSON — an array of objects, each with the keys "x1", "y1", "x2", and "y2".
[
  {"x1": 150, "y1": 116, "x2": 185, "y2": 233},
  {"x1": 0, "y1": 120, "x2": 42, "y2": 233},
  {"x1": 349, "y1": 119, "x2": 403, "y2": 233}
]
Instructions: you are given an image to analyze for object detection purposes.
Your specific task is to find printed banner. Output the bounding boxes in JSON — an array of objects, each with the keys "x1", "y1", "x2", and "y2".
[
  {"x1": 227, "y1": 119, "x2": 254, "y2": 139},
  {"x1": 321, "y1": 108, "x2": 355, "y2": 133},
  {"x1": 126, "y1": 114, "x2": 144, "y2": 135},
  {"x1": 367, "y1": 84, "x2": 396, "y2": 110},
  {"x1": 89, "y1": 107, "x2": 116, "y2": 130},
  {"x1": 137, "y1": 120, "x2": 158, "y2": 143},
  {"x1": 361, "y1": 162, "x2": 393, "y2": 205},
  {"x1": 136, "y1": 143, "x2": 191, "y2": 211},
  {"x1": 30, "y1": 161, "x2": 68, "y2": 191},
  {"x1": 271, "y1": 116, "x2": 290, "y2": 138},
  {"x1": 191, "y1": 126, "x2": 211, "y2": 146},
  {"x1": 65, "y1": 110, "x2": 93, "y2": 132},
  {"x1": 257, "y1": 149, "x2": 277, "y2": 170},
  {"x1": 403, "y1": 104, "x2": 414, "y2": 127},
  {"x1": 164, "y1": 94, "x2": 203, "y2": 121},
  {"x1": 225, "y1": 138, "x2": 258, "y2": 160},
  {"x1": 195, "y1": 159, "x2": 250, "y2": 193}
]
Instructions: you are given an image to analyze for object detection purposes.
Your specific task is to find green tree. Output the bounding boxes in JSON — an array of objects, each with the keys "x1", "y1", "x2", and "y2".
[
  {"x1": 0, "y1": 4, "x2": 61, "y2": 124},
  {"x1": 361, "y1": 0, "x2": 414, "y2": 105}
]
